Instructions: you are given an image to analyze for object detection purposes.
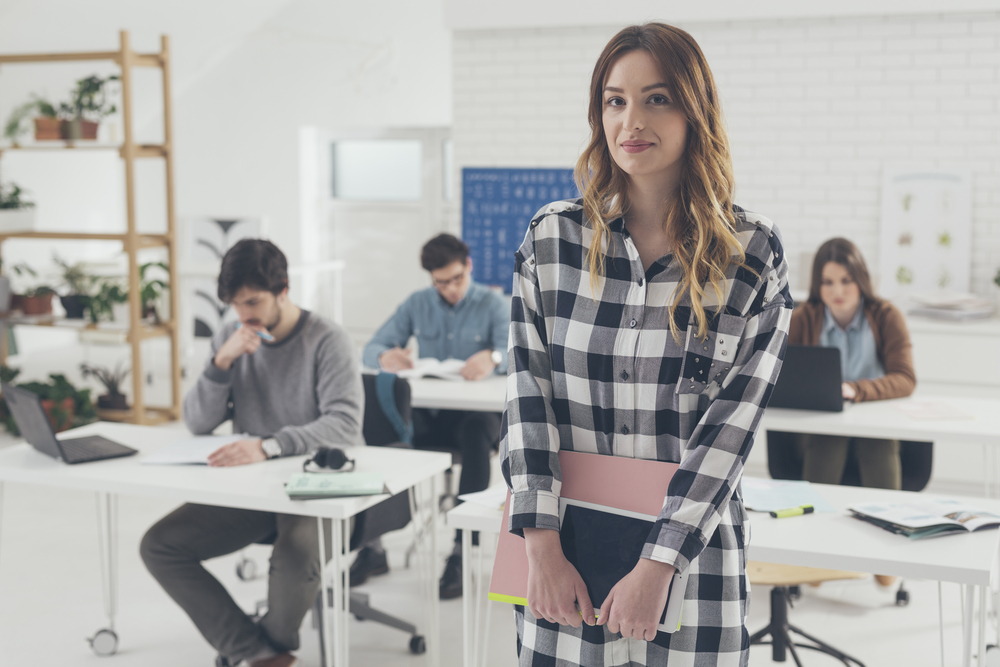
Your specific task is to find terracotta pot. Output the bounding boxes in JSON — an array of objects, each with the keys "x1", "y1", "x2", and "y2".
[
  {"x1": 61, "y1": 119, "x2": 99, "y2": 141},
  {"x1": 20, "y1": 293, "x2": 53, "y2": 315},
  {"x1": 97, "y1": 393, "x2": 129, "y2": 411},
  {"x1": 40, "y1": 397, "x2": 75, "y2": 433},
  {"x1": 33, "y1": 117, "x2": 61, "y2": 140}
]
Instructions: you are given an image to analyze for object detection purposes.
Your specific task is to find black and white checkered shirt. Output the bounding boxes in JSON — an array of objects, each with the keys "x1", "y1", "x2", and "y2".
[{"x1": 500, "y1": 199, "x2": 793, "y2": 665}]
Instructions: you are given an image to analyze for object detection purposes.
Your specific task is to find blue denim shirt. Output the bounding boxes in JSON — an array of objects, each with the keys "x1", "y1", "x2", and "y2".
[
  {"x1": 362, "y1": 281, "x2": 509, "y2": 374},
  {"x1": 819, "y1": 300, "x2": 884, "y2": 383}
]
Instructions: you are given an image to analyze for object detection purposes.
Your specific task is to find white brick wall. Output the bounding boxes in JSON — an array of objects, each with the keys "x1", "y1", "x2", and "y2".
[{"x1": 453, "y1": 13, "x2": 1000, "y2": 293}]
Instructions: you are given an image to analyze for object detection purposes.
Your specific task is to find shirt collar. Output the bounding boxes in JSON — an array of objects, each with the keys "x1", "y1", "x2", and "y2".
[{"x1": 823, "y1": 298, "x2": 866, "y2": 334}]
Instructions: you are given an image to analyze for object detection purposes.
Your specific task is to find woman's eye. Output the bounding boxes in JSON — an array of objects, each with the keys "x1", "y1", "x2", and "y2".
[
  {"x1": 605, "y1": 97, "x2": 624, "y2": 107},
  {"x1": 649, "y1": 94, "x2": 670, "y2": 104}
]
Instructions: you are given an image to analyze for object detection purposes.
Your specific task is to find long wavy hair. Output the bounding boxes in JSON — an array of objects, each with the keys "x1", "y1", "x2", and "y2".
[
  {"x1": 574, "y1": 23, "x2": 744, "y2": 340},
  {"x1": 807, "y1": 237, "x2": 881, "y2": 307}
]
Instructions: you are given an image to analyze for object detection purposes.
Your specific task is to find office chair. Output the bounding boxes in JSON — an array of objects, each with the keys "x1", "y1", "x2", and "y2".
[
  {"x1": 222, "y1": 374, "x2": 426, "y2": 667},
  {"x1": 764, "y1": 430, "x2": 934, "y2": 606},
  {"x1": 748, "y1": 561, "x2": 868, "y2": 667}
]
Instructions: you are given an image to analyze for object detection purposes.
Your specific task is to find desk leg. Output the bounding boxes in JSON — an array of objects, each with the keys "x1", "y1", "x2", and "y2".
[
  {"x1": 339, "y1": 518, "x2": 350, "y2": 667},
  {"x1": 0, "y1": 482, "x2": 4, "y2": 573},
  {"x1": 317, "y1": 517, "x2": 333, "y2": 667},
  {"x1": 462, "y1": 525, "x2": 472, "y2": 667},
  {"x1": 95, "y1": 493, "x2": 119, "y2": 631},
  {"x1": 963, "y1": 584, "x2": 975, "y2": 667},
  {"x1": 429, "y1": 476, "x2": 441, "y2": 667},
  {"x1": 979, "y1": 585, "x2": 988, "y2": 667}
]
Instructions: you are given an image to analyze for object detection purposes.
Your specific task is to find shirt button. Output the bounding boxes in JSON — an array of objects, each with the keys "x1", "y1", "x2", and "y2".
[
  {"x1": 621, "y1": 370, "x2": 629, "y2": 380},
  {"x1": 447, "y1": 333, "x2": 454, "y2": 339},
  {"x1": 722, "y1": 350, "x2": 728, "y2": 356},
  {"x1": 621, "y1": 425, "x2": 629, "y2": 435},
  {"x1": 630, "y1": 319, "x2": 637, "y2": 328},
  {"x1": 638, "y1": 278, "x2": 644, "y2": 286}
]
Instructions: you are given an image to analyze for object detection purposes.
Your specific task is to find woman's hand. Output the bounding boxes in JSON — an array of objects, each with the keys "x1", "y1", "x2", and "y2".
[
  {"x1": 597, "y1": 558, "x2": 675, "y2": 641},
  {"x1": 842, "y1": 382, "x2": 857, "y2": 401},
  {"x1": 523, "y1": 528, "x2": 596, "y2": 627}
]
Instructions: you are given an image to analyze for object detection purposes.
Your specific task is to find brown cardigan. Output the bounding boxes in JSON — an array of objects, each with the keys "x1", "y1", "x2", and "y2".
[{"x1": 788, "y1": 299, "x2": 916, "y2": 402}]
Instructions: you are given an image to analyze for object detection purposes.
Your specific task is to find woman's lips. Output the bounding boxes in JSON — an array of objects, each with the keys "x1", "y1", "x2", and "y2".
[{"x1": 621, "y1": 141, "x2": 653, "y2": 154}]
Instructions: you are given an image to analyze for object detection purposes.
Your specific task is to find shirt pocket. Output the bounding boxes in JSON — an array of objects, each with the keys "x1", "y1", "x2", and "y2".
[{"x1": 675, "y1": 313, "x2": 746, "y2": 395}]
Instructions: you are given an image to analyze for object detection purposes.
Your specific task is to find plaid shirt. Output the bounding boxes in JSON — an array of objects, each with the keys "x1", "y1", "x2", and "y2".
[{"x1": 500, "y1": 199, "x2": 793, "y2": 663}]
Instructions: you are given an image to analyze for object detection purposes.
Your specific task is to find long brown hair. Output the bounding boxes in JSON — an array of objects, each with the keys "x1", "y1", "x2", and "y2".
[
  {"x1": 807, "y1": 237, "x2": 881, "y2": 306},
  {"x1": 574, "y1": 23, "x2": 744, "y2": 340}
]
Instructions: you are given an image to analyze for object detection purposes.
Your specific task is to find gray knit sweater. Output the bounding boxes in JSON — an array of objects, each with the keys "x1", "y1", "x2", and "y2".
[{"x1": 183, "y1": 310, "x2": 364, "y2": 456}]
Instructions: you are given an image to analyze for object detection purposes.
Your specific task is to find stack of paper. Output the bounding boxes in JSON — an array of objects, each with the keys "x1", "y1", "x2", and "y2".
[
  {"x1": 285, "y1": 472, "x2": 386, "y2": 500},
  {"x1": 396, "y1": 358, "x2": 466, "y2": 381},
  {"x1": 907, "y1": 291, "x2": 995, "y2": 321}
]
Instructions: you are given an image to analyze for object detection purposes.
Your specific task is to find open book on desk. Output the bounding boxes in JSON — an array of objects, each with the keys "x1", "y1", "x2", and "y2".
[
  {"x1": 849, "y1": 498, "x2": 1000, "y2": 539},
  {"x1": 395, "y1": 358, "x2": 466, "y2": 381}
]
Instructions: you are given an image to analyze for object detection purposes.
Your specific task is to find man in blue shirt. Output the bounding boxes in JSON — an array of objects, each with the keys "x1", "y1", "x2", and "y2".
[{"x1": 359, "y1": 233, "x2": 508, "y2": 598}]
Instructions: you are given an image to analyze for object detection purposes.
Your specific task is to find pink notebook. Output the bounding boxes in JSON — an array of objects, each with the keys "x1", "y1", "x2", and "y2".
[{"x1": 488, "y1": 450, "x2": 679, "y2": 605}]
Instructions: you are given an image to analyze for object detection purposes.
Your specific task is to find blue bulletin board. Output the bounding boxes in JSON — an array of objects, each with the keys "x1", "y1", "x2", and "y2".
[{"x1": 462, "y1": 167, "x2": 580, "y2": 293}]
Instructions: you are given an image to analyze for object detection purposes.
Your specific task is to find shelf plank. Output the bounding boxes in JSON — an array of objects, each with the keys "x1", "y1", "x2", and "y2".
[
  {"x1": 0, "y1": 143, "x2": 167, "y2": 157},
  {"x1": 97, "y1": 407, "x2": 178, "y2": 425},
  {"x1": 0, "y1": 231, "x2": 169, "y2": 243},
  {"x1": 0, "y1": 51, "x2": 163, "y2": 67}
]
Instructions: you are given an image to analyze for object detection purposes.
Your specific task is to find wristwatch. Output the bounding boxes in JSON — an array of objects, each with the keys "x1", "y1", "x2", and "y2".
[
  {"x1": 261, "y1": 437, "x2": 282, "y2": 460},
  {"x1": 490, "y1": 349, "x2": 503, "y2": 366}
]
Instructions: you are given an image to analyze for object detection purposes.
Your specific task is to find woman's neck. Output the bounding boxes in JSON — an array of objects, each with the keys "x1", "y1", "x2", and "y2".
[
  {"x1": 623, "y1": 177, "x2": 677, "y2": 271},
  {"x1": 829, "y1": 302, "x2": 861, "y2": 330}
]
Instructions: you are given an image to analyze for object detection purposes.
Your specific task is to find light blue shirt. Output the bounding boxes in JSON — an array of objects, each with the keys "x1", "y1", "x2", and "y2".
[
  {"x1": 362, "y1": 280, "x2": 509, "y2": 374},
  {"x1": 819, "y1": 300, "x2": 884, "y2": 383}
]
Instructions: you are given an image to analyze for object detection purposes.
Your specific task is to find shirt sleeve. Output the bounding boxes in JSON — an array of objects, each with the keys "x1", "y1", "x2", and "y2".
[
  {"x1": 182, "y1": 325, "x2": 235, "y2": 435},
  {"x1": 362, "y1": 297, "x2": 415, "y2": 369},
  {"x1": 273, "y1": 326, "x2": 364, "y2": 456},
  {"x1": 500, "y1": 229, "x2": 562, "y2": 535},
  {"x1": 643, "y1": 235, "x2": 794, "y2": 573}
]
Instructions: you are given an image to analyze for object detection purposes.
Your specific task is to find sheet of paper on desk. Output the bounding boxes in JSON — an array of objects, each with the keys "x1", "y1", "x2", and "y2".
[
  {"x1": 741, "y1": 477, "x2": 835, "y2": 513},
  {"x1": 458, "y1": 484, "x2": 508, "y2": 509},
  {"x1": 396, "y1": 358, "x2": 466, "y2": 381},
  {"x1": 285, "y1": 472, "x2": 387, "y2": 499},
  {"x1": 141, "y1": 434, "x2": 247, "y2": 465},
  {"x1": 893, "y1": 401, "x2": 974, "y2": 421}
]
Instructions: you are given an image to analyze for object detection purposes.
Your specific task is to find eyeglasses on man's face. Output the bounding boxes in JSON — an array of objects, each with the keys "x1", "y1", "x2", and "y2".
[{"x1": 431, "y1": 268, "x2": 468, "y2": 289}]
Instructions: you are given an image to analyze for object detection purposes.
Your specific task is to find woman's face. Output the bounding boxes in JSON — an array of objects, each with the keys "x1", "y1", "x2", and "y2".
[
  {"x1": 819, "y1": 261, "x2": 861, "y2": 318},
  {"x1": 602, "y1": 49, "x2": 688, "y2": 190}
]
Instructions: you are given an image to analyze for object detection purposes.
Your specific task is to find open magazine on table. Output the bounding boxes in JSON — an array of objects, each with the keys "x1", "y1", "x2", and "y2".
[
  {"x1": 395, "y1": 358, "x2": 466, "y2": 381},
  {"x1": 848, "y1": 498, "x2": 1000, "y2": 539}
]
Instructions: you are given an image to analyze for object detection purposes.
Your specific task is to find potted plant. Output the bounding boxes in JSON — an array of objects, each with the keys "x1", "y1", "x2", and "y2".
[
  {"x1": 3, "y1": 96, "x2": 59, "y2": 143},
  {"x1": 0, "y1": 372, "x2": 96, "y2": 434},
  {"x1": 58, "y1": 74, "x2": 119, "y2": 141},
  {"x1": 53, "y1": 254, "x2": 94, "y2": 319},
  {"x1": 87, "y1": 277, "x2": 128, "y2": 323},
  {"x1": 140, "y1": 261, "x2": 169, "y2": 323},
  {"x1": 80, "y1": 361, "x2": 130, "y2": 411},
  {"x1": 19, "y1": 285, "x2": 57, "y2": 315},
  {"x1": 0, "y1": 181, "x2": 37, "y2": 233},
  {"x1": 1, "y1": 260, "x2": 37, "y2": 313}
]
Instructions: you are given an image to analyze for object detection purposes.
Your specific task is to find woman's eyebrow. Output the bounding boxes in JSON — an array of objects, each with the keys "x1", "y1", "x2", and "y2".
[{"x1": 603, "y1": 83, "x2": 670, "y2": 93}]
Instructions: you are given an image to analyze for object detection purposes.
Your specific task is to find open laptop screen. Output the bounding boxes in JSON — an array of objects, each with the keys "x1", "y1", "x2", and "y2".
[{"x1": 1, "y1": 383, "x2": 65, "y2": 459}]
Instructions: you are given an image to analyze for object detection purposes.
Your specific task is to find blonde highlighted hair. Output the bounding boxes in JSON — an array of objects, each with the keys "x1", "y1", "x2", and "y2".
[{"x1": 574, "y1": 23, "x2": 746, "y2": 340}]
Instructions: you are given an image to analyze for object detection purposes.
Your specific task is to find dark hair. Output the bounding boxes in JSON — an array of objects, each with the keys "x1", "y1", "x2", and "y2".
[
  {"x1": 420, "y1": 233, "x2": 469, "y2": 272},
  {"x1": 217, "y1": 238, "x2": 289, "y2": 303},
  {"x1": 808, "y1": 237, "x2": 880, "y2": 306}
]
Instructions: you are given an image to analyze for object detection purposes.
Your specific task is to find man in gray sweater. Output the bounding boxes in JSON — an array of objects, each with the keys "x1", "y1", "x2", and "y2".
[{"x1": 140, "y1": 239, "x2": 363, "y2": 667}]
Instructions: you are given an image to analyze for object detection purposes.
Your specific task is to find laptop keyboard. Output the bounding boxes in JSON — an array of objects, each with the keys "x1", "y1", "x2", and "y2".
[{"x1": 60, "y1": 436, "x2": 136, "y2": 463}]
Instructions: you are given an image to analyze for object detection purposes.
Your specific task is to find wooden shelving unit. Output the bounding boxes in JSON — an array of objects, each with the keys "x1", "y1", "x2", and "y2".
[{"x1": 0, "y1": 30, "x2": 181, "y2": 426}]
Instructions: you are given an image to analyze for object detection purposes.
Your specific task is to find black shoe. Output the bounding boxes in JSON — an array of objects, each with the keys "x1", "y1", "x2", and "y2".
[
  {"x1": 350, "y1": 546, "x2": 389, "y2": 587},
  {"x1": 439, "y1": 554, "x2": 463, "y2": 600}
]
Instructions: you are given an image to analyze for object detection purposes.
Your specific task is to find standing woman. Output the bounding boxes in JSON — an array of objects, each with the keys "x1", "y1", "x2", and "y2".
[
  {"x1": 500, "y1": 23, "x2": 794, "y2": 667},
  {"x1": 790, "y1": 238, "x2": 917, "y2": 490}
]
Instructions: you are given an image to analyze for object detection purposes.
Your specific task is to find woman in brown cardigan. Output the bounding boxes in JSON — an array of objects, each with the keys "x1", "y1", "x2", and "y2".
[{"x1": 789, "y1": 238, "x2": 916, "y2": 492}]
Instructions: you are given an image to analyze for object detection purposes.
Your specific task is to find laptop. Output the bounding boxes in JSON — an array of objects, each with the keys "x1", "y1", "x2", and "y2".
[
  {"x1": 1, "y1": 383, "x2": 138, "y2": 463},
  {"x1": 768, "y1": 345, "x2": 844, "y2": 412}
]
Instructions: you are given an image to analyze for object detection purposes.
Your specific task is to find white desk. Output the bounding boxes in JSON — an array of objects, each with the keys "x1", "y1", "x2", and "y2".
[
  {"x1": 448, "y1": 482, "x2": 1000, "y2": 667},
  {"x1": 407, "y1": 376, "x2": 506, "y2": 413},
  {"x1": 0, "y1": 422, "x2": 452, "y2": 667},
  {"x1": 762, "y1": 396, "x2": 1000, "y2": 495}
]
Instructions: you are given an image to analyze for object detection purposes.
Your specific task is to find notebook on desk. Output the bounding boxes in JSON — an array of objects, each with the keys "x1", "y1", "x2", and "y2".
[{"x1": 768, "y1": 345, "x2": 844, "y2": 412}]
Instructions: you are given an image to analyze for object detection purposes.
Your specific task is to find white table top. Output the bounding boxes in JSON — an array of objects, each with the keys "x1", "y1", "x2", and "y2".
[
  {"x1": 761, "y1": 395, "x2": 1000, "y2": 446},
  {"x1": 408, "y1": 376, "x2": 506, "y2": 413},
  {"x1": 447, "y1": 481, "x2": 1000, "y2": 587},
  {"x1": 0, "y1": 422, "x2": 452, "y2": 520}
]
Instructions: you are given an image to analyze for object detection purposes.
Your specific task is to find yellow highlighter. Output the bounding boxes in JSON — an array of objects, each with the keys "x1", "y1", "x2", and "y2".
[{"x1": 769, "y1": 504, "x2": 815, "y2": 518}]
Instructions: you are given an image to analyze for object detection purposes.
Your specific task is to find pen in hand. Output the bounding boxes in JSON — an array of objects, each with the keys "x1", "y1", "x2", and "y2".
[{"x1": 237, "y1": 322, "x2": 275, "y2": 341}]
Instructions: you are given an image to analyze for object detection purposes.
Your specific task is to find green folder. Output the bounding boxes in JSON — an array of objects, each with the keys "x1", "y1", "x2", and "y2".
[{"x1": 285, "y1": 472, "x2": 386, "y2": 499}]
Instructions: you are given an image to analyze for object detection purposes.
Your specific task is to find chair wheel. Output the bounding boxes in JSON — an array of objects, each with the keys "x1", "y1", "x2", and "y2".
[
  {"x1": 409, "y1": 635, "x2": 427, "y2": 654},
  {"x1": 236, "y1": 556, "x2": 258, "y2": 581},
  {"x1": 896, "y1": 589, "x2": 910, "y2": 607},
  {"x1": 88, "y1": 628, "x2": 119, "y2": 656}
]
